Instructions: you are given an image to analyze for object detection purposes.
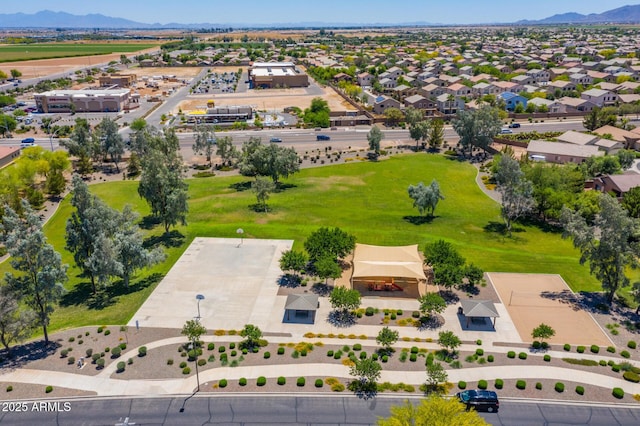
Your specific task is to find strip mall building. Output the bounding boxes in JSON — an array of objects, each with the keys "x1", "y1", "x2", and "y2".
[{"x1": 34, "y1": 89, "x2": 135, "y2": 113}]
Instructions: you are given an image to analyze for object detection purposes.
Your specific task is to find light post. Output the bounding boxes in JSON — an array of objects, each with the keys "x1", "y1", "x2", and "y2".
[
  {"x1": 45, "y1": 118, "x2": 62, "y2": 152},
  {"x1": 196, "y1": 294, "x2": 204, "y2": 320},
  {"x1": 236, "y1": 228, "x2": 244, "y2": 248}
]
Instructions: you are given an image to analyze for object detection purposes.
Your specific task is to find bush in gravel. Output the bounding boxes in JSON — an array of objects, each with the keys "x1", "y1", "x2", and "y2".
[
  {"x1": 353, "y1": 343, "x2": 362, "y2": 351},
  {"x1": 365, "y1": 307, "x2": 375, "y2": 316},
  {"x1": 277, "y1": 377, "x2": 286, "y2": 385},
  {"x1": 104, "y1": 330, "x2": 111, "y2": 336},
  {"x1": 218, "y1": 346, "x2": 226, "y2": 353},
  {"x1": 599, "y1": 360, "x2": 607, "y2": 366},
  {"x1": 333, "y1": 351, "x2": 342, "y2": 360},
  {"x1": 516, "y1": 380, "x2": 526, "y2": 390},
  {"x1": 257, "y1": 377, "x2": 266, "y2": 386},
  {"x1": 180, "y1": 361, "x2": 187, "y2": 368},
  {"x1": 167, "y1": 359, "x2": 174, "y2": 365},
  {"x1": 476, "y1": 348, "x2": 484, "y2": 356},
  {"x1": 590, "y1": 345, "x2": 600, "y2": 354},
  {"x1": 613, "y1": 365, "x2": 621, "y2": 373},
  {"x1": 487, "y1": 355, "x2": 494, "y2": 363},
  {"x1": 532, "y1": 341, "x2": 541, "y2": 350},
  {"x1": 623, "y1": 371, "x2": 640, "y2": 383},
  {"x1": 68, "y1": 356, "x2": 75, "y2": 365},
  {"x1": 518, "y1": 352, "x2": 527, "y2": 360},
  {"x1": 96, "y1": 358, "x2": 105, "y2": 368},
  {"x1": 116, "y1": 362, "x2": 125, "y2": 373},
  {"x1": 536, "y1": 382, "x2": 542, "y2": 390},
  {"x1": 6, "y1": 385, "x2": 13, "y2": 392},
  {"x1": 507, "y1": 351, "x2": 515, "y2": 358},
  {"x1": 577, "y1": 346, "x2": 585, "y2": 353},
  {"x1": 69, "y1": 337, "x2": 75, "y2": 343},
  {"x1": 409, "y1": 353, "x2": 417, "y2": 362},
  {"x1": 138, "y1": 346, "x2": 147, "y2": 357},
  {"x1": 607, "y1": 346, "x2": 616, "y2": 353},
  {"x1": 297, "y1": 377, "x2": 305, "y2": 386},
  {"x1": 207, "y1": 343, "x2": 215, "y2": 351},
  {"x1": 576, "y1": 386, "x2": 585, "y2": 395},
  {"x1": 219, "y1": 379, "x2": 227, "y2": 388},
  {"x1": 628, "y1": 341, "x2": 637, "y2": 350},
  {"x1": 478, "y1": 380, "x2": 488, "y2": 390},
  {"x1": 382, "y1": 355, "x2": 388, "y2": 363},
  {"x1": 563, "y1": 344, "x2": 571, "y2": 351},
  {"x1": 86, "y1": 348, "x2": 93, "y2": 357},
  {"x1": 230, "y1": 343, "x2": 236, "y2": 350},
  {"x1": 45, "y1": 386, "x2": 53, "y2": 393},
  {"x1": 361, "y1": 351, "x2": 368, "y2": 360},
  {"x1": 411, "y1": 346, "x2": 419, "y2": 354},
  {"x1": 60, "y1": 349, "x2": 68, "y2": 358},
  {"x1": 372, "y1": 353, "x2": 379, "y2": 361},
  {"x1": 327, "y1": 350, "x2": 334, "y2": 357},
  {"x1": 278, "y1": 347, "x2": 285, "y2": 355},
  {"x1": 608, "y1": 360, "x2": 615, "y2": 366},
  {"x1": 315, "y1": 379, "x2": 324, "y2": 388},
  {"x1": 477, "y1": 357, "x2": 486, "y2": 364},
  {"x1": 239, "y1": 378, "x2": 247, "y2": 386},
  {"x1": 621, "y1": 350, "x2": 631, "y2": 359},
  {"x1": 127, "y1": 358, "x2": 133, "y2": 365},
  {"x1": 495, "y1": 379, "x2": 503, "y2": 389},
  {"x1": 105, "y1": 347, "x2": 110, "y2": 353},
  {"x1": 119, "y1": 343, "x2": 126, "y2": 350},
  {"x1": 476, "y1": 339, "x2": 482, "y2": 346},
  {"x1": 111, "y1": 347, "x2": 121, "y2": 358},
  {"x1": 97, "y1": 327, "x2": 104, "y2": 333},
  {"x1": 198, "y1": 359, "x2": 206, "y2": 366},
  {"x1": 412, "y1": 311, "x2": 420, "y2": 318},
  {"x1": 555, "y1": 382, "x2": 565, "y2": 392},
  {"x1": 264, "y1": 352, "x2": 271, "y2": 359},
  {"x1": 544, "y1": 355, "x2": 551, "y2": 362},
  {"x1": 182, "y1": 367, "x2": 191, "y2": 375},
  {"x1": 612, "y1": 388, "x2": 624, "y2": 399},
  {"x1": 458, "y1": 381, "x2": 467, "y2": 389}
]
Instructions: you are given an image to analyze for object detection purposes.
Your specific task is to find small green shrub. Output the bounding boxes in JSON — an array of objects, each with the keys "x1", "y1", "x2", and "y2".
[
  {"x1": 179, "y1": 361, "x2": 187, "y2": 368},
  {"x1": 544, "y1": 354, "x2": 551, "y2": 362},
  {"x1": 104, "y1": 330, "x2": 111, "y2": 336},
  {"x1": 119, "y1": 343, "x2": 127, "y2": 350},
  {"x1": 333, "y1": 351, "x2": 342, "y2": 360},
  {"x1": 518, "y1": 352, "x2": 527, "y2": 360},
  {"x1": 219, "y1": 379, "x2": 227, "y2": 388},
  {"x1": 563, "y1": 344, "x2": 571, "y2": 351},
  {"x1": 536, "y1": 382, "x2": 542, "y2": 390},
  {"x1": 127, "y1": 358, "x2": 133, "y2": 365},
  {"x1": 230, "y1": 350, "x2": 237, "y2": 357},
  {"x1": 167, "y1": 359, "x2": 174, "y2": 365},
  {"x1": 516, "y1": 380, "x2": 526, "y2": 390},
  {"x1": 623, "y1": 371, "x2": 640, "y2": 383},
  {"x1": 590, "y1": 345, "x2": 600, "y2": 354},
  {"x1": 487, "y1": 355, "x2": 494, "y2": 363},
  {"x1": 116, "y1": 361, "x2": 125, "y2": 372},
  {"x1": 365, "y1": 307, "x2": 375, "y2": 316},
  {"x1": 577, "y1": 346, "x2": 585, "y2": 353},
  {"x1": 476, "y1": 339, "x2": 482, "y2": 345},
  {"x1": 45, "y1": 386, "x2": 53, "y2": 393},
  {"x1": 382, "y1": 355, "x2": 388, "y2": 363},
  {"x1": 68, "y1": 356, "x2": 75, "y2": 365},
  {"x1": 607, "y1": 346, "x2": 616, "y2": 353},
  {"x1": 297, "y1": 377, "x2": 305, "y2": 386},
  {"x1": 412, "y1": 311, "x2": 420, "y2": 318},
  {"x1": 353, "y1": 343, "x2": 362, "y2": 351},
  {"x1": 257, "y1": 376, "x2": 266, "y2": 386},
  {"x1": 613, "y1": 365, "x2": 621, "y2": 373},
  {"x1": 495, "y1": 379, "x2": 503, "y2": 389},
  {"x1": 97, "y1": 326, "x2": 104, "y2": 333},
  {"x1": 507, "y1": 351, "x2": 516, "y2": 358},
  {"x1": 628, "y1": 341, "x2": 637, "y2": 350},
  {"x1": 239, "y1": 378, "x2": 247, "y2": 386},
  {"x1": 96, "y1": 358, "x2": 105, "y2": 368},
  {"x1": 478, "y1": 380, "x2": 487, "y2": 390},
  {"x1": 612, "y1": 387, "x2": 624, "y2": 399},
  {"x1": 476, "y1": 348, "x2": 484, "y2": 356},
  {"x1": 555, "y1": 382, "x2": 565, "y2": 392},
  {"x1": 208, "y1": 343, "x2": 215, "y2": 351},
  {"x1": 576, "y1": 386, "x2": 584, "y2": 395},
  {"x1": 458, "y1": 381, "x2": 467, "y2": 389},
  {"x1": 315, "y1": 379, "x2": 323, "y2": 388},
  {"x1": 409, "y1": 353, "x2": 417, "y2": 362},
  {"x1": 277, "y1": 347, "x2": 285, "y2": 355},
  {"x1": 111, "y1": 347, "x2": 121, "y2": 358},
  {"x1": 182, "y1": 367, "x2": 191, "y2": 375},
  {"x1": 277, "y1": 376, "x2": 286, "y2": 385},
  {"x1": 85, "y1": 348, "x2": 93, "y2": 357},
  {"x1": 138, "y1": 346, "x2": 147, "y2": 357},
  {"x1": 599, "y1": 360, "x2": 607, "y2": 366},
  {"x1": 197, "y1": 359, "x2": 206, "y2": 366},
  {"x1": 621, "y1": 350, "x2": 631, "y2": 359},
  {"x1": 6, "y1": 385, "x2": 13, "y2": 392},
  {"x1": 327, "y1": 350, "x2": 334, "y2": 357},
  {"x1": 68, "y1": 337, "x2": 75, "y2": 342},
  {"x1": 264, "y1": 352, "x2": 271, "y2": 359},
  {"x1": 218, "y1": 346, "x2": 226, "y2": 353},
  {"x1": 361, "y1": 351, "x2": 368, "y2": 360},
  {"x1": 372, "y1": 353, "x2": 379, "y2": 361},
  {"x1": 60, "y1": 349, "x2": 68, "y2": 358},
  {"x1": 229, "y1": 342, "x2": 236, "y2": 349}
]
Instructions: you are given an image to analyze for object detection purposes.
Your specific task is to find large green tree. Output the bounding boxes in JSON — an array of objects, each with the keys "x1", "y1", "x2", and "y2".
[
  {"x1": 304, "y1": 227, "x2": 356, "y2": 263},
  {"x1": 367, "y1": 125, "x2": 384, "y2": 156},
  {"x1": 0, "y1": 285, "x2": 36, "y2": 356},
  {"x1": 377, "y1": 397, "x2": 489, "y2": 426},
  {"x1": 96, "y1": 117, "x2": 125, "y2": 172},
  {"x1": 1, "y1": 200, "x2": 67, "y2": 344},
  {"x1": 495, "y1": 155, "x2": 534, "y2": 236},
  {"x1": 303, "y1": 97, "x2": 330, "y2": 128},
  {"x1": 452, "y1": 105, "x2": 502, "y2": 157},
  {"x1": 349, "y1": 356, "x2": 382, "y2": 396},
  {"x1": 408, "y1": 179, "x2": 445, "y2": 217},
  {"x1": 561, "y1": 194, "x2": 639, "y2": 305},
  {"x1": 193, "y1": 125, "x2": 217, "y2": 165}
]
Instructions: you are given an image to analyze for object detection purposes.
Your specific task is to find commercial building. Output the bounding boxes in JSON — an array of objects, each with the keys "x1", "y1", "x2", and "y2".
[
  {"x1": 98, "y1": 74, "x2": 137, "y2": 88},
  {"x1": 186, "y1": 106, "x2": 254, "y2": 123},
  {"x1": 248, "y1": 62, "x2": 309, "y2": 89},
  {"x1": 34, "y1": 89, "x2": 133, "y2": 113},
  {"x1": 0, "y1": 146, "x2": 20, "y2": 169}
]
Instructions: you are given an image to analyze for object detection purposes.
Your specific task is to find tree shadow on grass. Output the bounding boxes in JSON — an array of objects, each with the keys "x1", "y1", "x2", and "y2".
[
  {"x1": 483, "y1": 221, "x2": 527, "y2": 243},
  {"x1": 403, "y1": 215, "x2": 436, "y2": 225},
  {"x1": 519, "y1": 216, "x2": 563, "y2": 234},
  {"x1": 274, "y1": 182, "x2": 297, "y2": 193},
  {"x1": 139, "y1": 215, "x2": 162, "y2": 230},
  {"x1": 229, "y1": 181, "x2": 252, "y2": 192},
  {"x1": 278, "y1": 274, "x2": 301, "y2": 288},
  {"x1": 143, "y1": 230, "x2": 185, "y2": 249},
  {"x1": 248, "y1": 203, "x2": 271, "y2": 213},
  {"x1": 311, "y1": 283, "x2": 332, "y2": 296},
  {"x1": 0, "y1": 340, "x2": 61, "y2": 369}
]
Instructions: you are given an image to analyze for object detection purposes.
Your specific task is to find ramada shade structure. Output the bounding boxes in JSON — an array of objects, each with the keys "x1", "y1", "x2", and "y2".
[
  {"x1": 459, "y1": 299, "x2": 500, "y2": 329},
  {"x1": 284, "y1": 293, "x2": 319, "y2": 322}
]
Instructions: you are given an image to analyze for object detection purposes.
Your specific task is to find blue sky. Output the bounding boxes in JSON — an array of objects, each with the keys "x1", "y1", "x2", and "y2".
[{"x1": 2, "y1": 1, "x2": 635, "y2": 25}]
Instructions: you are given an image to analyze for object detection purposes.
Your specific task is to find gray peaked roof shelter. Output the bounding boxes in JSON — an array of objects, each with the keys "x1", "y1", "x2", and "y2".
[
  {"x1": 284, "y1": 294, "x2": 319, "y2": 322},
  {"x1": 459, "y1": 299, "x2": 500, "y2": 329}
]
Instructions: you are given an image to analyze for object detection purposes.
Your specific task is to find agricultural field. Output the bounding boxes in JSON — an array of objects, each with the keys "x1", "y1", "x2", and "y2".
[
  {"x1": 0, "y1": 154, "x2": 600, "y2": 335},
  {"x1": 0, "y1": 42, "x2": 160, "y2": 63}
]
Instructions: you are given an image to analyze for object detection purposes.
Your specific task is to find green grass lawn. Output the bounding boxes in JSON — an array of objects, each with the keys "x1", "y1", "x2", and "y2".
[
  {"x1": 0, "y1": 43, "x2": 160, "y2": 63},
  {"x1": 0, "y1": 153, "x2": 601, "y2": 335}
]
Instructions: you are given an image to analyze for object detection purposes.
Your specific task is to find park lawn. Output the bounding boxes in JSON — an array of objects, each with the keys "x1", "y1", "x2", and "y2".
[
  {"x1": 0, "y1": 153, "x2": 600, "y2": 335},
  {"x1": 0, "y1": 43, "x2": 160, "y2": 63}
]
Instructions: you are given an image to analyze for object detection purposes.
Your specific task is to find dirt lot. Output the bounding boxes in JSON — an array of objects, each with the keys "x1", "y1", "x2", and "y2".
[
  {"x1": 180, "y1": 87, "x2": 356, "y2": 113},
  {"x1": 487, "y1": 272, "x2": 613, "y2": 346},
  {"x1": 122, "y1": 66, "x2": 203, "y2": 79},
  {"x1": 0, "y1": 48, "x2": 159, "y2": 80}
]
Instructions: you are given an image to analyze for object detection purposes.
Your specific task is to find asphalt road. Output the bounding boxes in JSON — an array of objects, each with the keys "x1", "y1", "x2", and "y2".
[{"x1": 1, "y1": 395, "x2": 639, "y2": 425}]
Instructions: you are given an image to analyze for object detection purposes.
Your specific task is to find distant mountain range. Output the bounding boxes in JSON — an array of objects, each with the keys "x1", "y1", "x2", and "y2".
[{"x1": 1, "y1": 6, "x2": 640, "y2": 29}]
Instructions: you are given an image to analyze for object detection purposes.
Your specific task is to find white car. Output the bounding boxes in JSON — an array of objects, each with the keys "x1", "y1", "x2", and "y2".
[{"x1": 500, "y1": 128, "x2": 513, "y2": 134}]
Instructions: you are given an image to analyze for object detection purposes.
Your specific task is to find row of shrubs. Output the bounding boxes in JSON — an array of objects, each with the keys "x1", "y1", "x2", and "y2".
[
  {"x1": 457, "y1": 380, "x2": 624, "y2": 398},
  {"x1": 563, "y1": 343, "x2": 635, "y2": 358}
]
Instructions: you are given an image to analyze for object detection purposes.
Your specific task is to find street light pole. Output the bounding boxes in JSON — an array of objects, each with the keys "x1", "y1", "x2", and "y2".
[{"x1": 196, "y1": 294, "x2": 204, "y2": 320}]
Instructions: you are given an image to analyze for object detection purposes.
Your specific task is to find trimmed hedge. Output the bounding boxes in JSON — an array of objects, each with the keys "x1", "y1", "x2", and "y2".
[
  {"x1": 478, "y1": 380, "x2": 488, "y2": 390},
  {"x1": 576, "y1": 386, "x2": 585, "y2": 395},
  {"x1": 518, "y1": 352, "x2": 527, "y2": 360},
  {"x1": 628, "y1": 341, "x2": 637, "y2": 350},
  {"x1": 543, "y1": 354, "x2": 551, "y2": 362},
  {"x1": 623, "y1": 371, "x2": 640, "y2": 383},
  {"x1": 353, "y1": 344, "x2": 362, "y2": 351},
  {"x1": 612, "y1": 387, "x2": 624, "y2": 399},
  {"x1": 208, "y1": 343, "x2": 215, "y2": 351},
  {"x1": 621, "y1": 350, "x2": 631, "y2": 359},
  {"x1": 219, "y1": 379, "x2": 227, "y2": 388},
  {"x1": 111, "y1": 347, "x2": 121, "y2": 358},
  {"x1": 607, "y1": 346, "x2": 616, "y2": 353},
  {"x1": 555, "y1": 382, "x2": 565, "y2": 392},
  {"x1": 45, "y1": 386, "x2": 53, "y2": 393},
  {"x1": 577, "y1": 346, "x2": 585, "y2": 353},
  {"x1": 507, "y1": 351, "x2": 516, "y2": 359},
  {"x1": 516, "y1": 380, "x2": 526, "y2": 390},
  {"x1": 315, "y1": 379, "x2": 323, "y2": 388},
  {"x1": 182, "y1": 367, "x2": 191, "y2": 375},
  {"x1": 264, "y1": 352, "x2": 271, "y2": 359},
  {"x1": 590, "y1": 345, "x2": 600, "y2": 354},
  {"x1": 458, "y1": 381, "x2": 467, "y2": 389},
  {"x1": 409, "y1": 353, "x2": 417, "y2": 362},
  {"x1": 257, "y1": 376, "x2": 266, "y2": 386},
  {"x1": 476, "y1": 348, "x2": 484, "y2": 356},
  {"x1": 495, "y1": 379, "x2": 504, "y2": 389},
  {"x1": 297, "y1": 377, "x2": 306, "y2": 386},
  {"x1": 535, "y1": 382, "x2": 542, "y2": 390},
  {"x1": 277, "y1": 347, "x2": 285, "y2": 355},
  {"x1": 487, "y1": 355, "x2": 494, "y2": 363},
  {"x1": 476, "y1": 339, "x2": 482, "y2": 345},
  {"x1": 197, "y1": 358, "x2": 206, "y2": 366},
  {"x1": 96, "y1": 358, "x2": 105, "y2": 368},
  {"x1": 277, "y1": 377, "x2": 286, "y2": 385},
  {"x1": 138, "y1": 346, "x2": 147, "y2": 357},
  {"x1": 116, "y1": 361, "x2": 126, "y2": 372},
  {"x1": 239, "y1": 378, "x2": 247, "y2": 386},
  {"x1": 563, "y1": 344, "x2": 571, "y2": 351}
]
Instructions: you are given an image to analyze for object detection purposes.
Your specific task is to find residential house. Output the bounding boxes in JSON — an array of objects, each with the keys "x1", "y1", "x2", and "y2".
[
  {"x1": 593, "y1": 125, "x2": 640, "y2": 150},
  {"x1": 558, "y1": 97, "x2": 596, "y2": 112},
  {"x1": 419, "y1": 84, "x2": 445, "y2": 98},
  {"x1": 527, "y1": 140, "x2": 603, "y2": 164},
  {"x1": 445, "y1": 83, "x2": 472, "y2": 97},
  {"x1": 511, "y1": 74, "x2": 535, "y2": 86},
  {"x1": 373, "y1": 95, "x2": 402, "y2": 115},
  {"x1": 580, "y1": 88, "x2": 618, "y2": 107},
  {"x1": 593, "y1": 174, "x2": 640, "y2": 197},
  {"x1": 499, "y1": 92, "x2": 528, "y2": 111},
  {"x1": 472, "y1": 82, "x2": 499, "y2": 97},
  {"x1": 357, "y1": 72, "x2": 373, "y2": 87},
  {"x1": 527, "y1": 97, "x2": 566, "y2": 113},
  {"x1": 435, "y1": 94, "x2": 465, "y2": 115},
  {"x1": 493, "y1": 81, "x2": 521, "y2": 93},
  {"x1": 403, "y1": 94, "x2": 437, "y2": 116},
  {"x1": 526, "y1": 69, "x2": 550, "y2": 83},
  {"x1": 569, "y1": 73, "x2": 593, "y2": 85},
  {"x1": 556, "y1": 131, "x2": 599, "y2": 146},
  {"x1": 548, "y1": 80, "x2": 577, "y2": 93}
]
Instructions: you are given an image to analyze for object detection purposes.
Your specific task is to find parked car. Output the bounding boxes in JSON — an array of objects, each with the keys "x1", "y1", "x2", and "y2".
[
  {"x1": 500, "y1": 128, "x2": 513, "y2": 134},
  {"x1": 269, "y1": 137, "x2": 282, "y2": 143},
  {"x1": 316, "y1": 134, "x2": 331, "y2": 141},
  {"x1": 456, "y1": 390, "x2": 499, "y2": 412},
  {"x1": 508, "y1": 122, "x2": 521, "y2": 128}
]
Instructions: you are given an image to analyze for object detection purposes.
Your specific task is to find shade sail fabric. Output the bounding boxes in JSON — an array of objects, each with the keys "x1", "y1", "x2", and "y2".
[
  {"x1": 351, "y1": 243, "x2": 427, "y2": 281},
  {"x1": 460, "y1": 299, "x2": 500, "y2": 318},
  {"x1": 284, "y1": 294, "x2": 319, "y2": 311}
]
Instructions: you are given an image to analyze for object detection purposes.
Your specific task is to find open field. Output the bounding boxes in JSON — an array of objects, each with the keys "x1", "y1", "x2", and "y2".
[
  {"x1": 0, "y1": 154, "x2": 598, "y2": 334},
  {"x1": 0, "y1": 48, "x2": 160, "y2": 80},
  {"x1": 0, "y1": 43, "x2": 160, "y2": 63},
  {"x1": 121, "y1": 66, "x2": 204, "y2": 78}
]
